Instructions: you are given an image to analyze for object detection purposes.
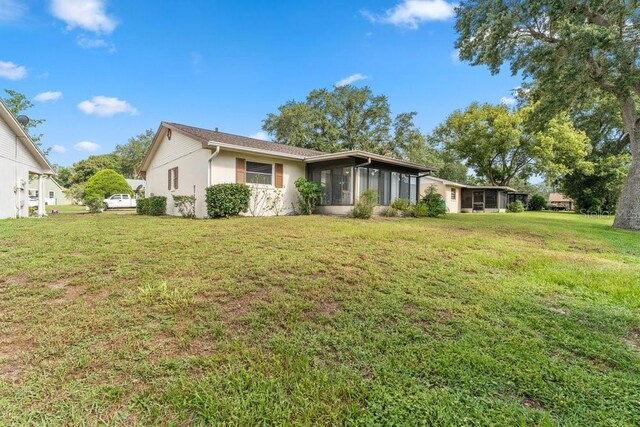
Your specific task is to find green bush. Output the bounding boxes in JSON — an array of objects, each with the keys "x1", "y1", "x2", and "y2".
[
  {"x1": 147, "y1": 196, "x2": 167, "y2": 216},
  {"x1": 507, "y1": 200, "x2": 525, "y2": 213},
  {"x1": 351, "y1": 190, "x2": 378, "y2": 219},
  {"x1": 206, "y1": 184, "x2": 251, "y2": 218},
  {"x1": 294, "y1": 177, "x2": 323, "y2": 215},
  {"x1": 390, "y1": 198, "x2": 412, "y2": 216},
  {"x1": 421, "y1": 186, "x2": 447, "y2": 217},
  {"x1": 412, "y1": 201, "x2": 429, "y2": 217},
  {"x1": 84, "y1": 196, "x2": 105, "y2": 213},
  {"x1": 136, "y1": 198, "x2": 149, "y2": 215},
  {"x1": 83, "y1": 169, "x2": 132, "y2": 200},
  {"x1": 528, "y1": 194, "x2": 547, "y2": 211}
]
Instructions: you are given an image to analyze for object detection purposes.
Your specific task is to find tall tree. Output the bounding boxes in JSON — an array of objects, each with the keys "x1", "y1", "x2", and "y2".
[
  {"x1": 263, "y1": 85, "x2": 422, "y2": 157},
  {"x1": 114, "y1": 129, "x2": 154, "y2": 178},
  {"x1": 70, "y1": 154, "x2": 122, "y2": 185},
  {"x1": 455, "y1": 0, "x2": 640, "y2": 229},
  {"x1": 429, "y1": 103, "x2": 591, "y2": 186},
  {"x1": 52, "y1": 165, "x2": 73, "y2": 188},
  {"x1": 3, "y1": 89, "x2": 47, "y2": 151}
]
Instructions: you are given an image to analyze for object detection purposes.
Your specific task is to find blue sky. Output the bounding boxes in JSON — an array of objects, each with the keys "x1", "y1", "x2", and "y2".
[{"x1": 0, "y1": 0, "x2": 521, "y2": 166}]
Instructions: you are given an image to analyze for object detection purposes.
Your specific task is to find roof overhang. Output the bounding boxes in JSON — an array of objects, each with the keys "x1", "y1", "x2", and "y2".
[
  {"x1": 0, "y1": 99, "x2": 54, "y2": 174},
  {"x1": 205, "y1": 141, "x2": 307, "y2": 161},
  {"x1": 304, "y1": 150, "x2": 437, "y2": 172}
]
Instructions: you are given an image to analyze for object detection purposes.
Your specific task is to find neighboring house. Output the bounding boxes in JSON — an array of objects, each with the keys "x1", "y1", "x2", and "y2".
[
  {"x1": 548, "y1": 192, "x2": 574, "y2": 211},
  {"x1": 29, "y1": 177, "x2": 71, "y2": 205},
  {"x1": 126, "y1": 179, "x2": 146, "y2": 198},
  {"x1": 420, "y1": 176, "x2": 517, "y2": 213},
  {"x1": 0, "y1": 99, "x2": 54, "y2": 219},
  {"x1": 139, "y1": 122, "x2": 516, "y2": 218}
]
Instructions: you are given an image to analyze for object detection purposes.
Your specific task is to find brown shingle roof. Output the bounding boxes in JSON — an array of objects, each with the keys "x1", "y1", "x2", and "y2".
[
  {"x1": 548, "y1": 192, "x2": 573, "y2": 203},
  {"x1": 165, "y1": 122, "x2": 325, "y2": 157}
]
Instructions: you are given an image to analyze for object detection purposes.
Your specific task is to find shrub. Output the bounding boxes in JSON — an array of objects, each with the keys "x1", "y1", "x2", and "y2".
[
  {"x1": 412, "y1": 201, "x2": 429, "y2": 217},
  {"x1": 147, "y1": 196, "x2": 167, "y2": 216},
  {"x1": 84, "y1": 195, "x2": 105, "y2": 213},
  {"x1": 390, "y1": 198, "x2": 412, "y2": 216},
  {"x1": 351, "y1": 190, "x2": 378, "y2": 219},
  {"x1": 206, "y1": 184, "x2": 251, "y2": 218},
  {"x1": 507, "y1": 200, "x2": 525, "y2": 213},
  {"x1": 528, "y1": 194, "x2": 547, "y2": 211},
  {"x1": 82, "y1": 169, "x2": 132, "y2": 200},
  {"x1": 420, "y1": 186, "x2": 447, "y2": 217},
  {"x1": 294, "y1": 177, "x2": 323, "y2": 215},
  {"x1": 136, "y1": 198, "x2": 149, "y2": 215},
  {"x1": 173, "y1": 195, "x2": 196, "y2": 218}
]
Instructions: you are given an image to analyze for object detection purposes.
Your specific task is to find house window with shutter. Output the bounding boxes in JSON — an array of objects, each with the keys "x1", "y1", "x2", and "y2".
[
  {"x1": 245, "y1": 161, "x2": 272, "y2": 185},
  {"x1": 168, "y1": 167, "x2": 179, "y2": 190}
]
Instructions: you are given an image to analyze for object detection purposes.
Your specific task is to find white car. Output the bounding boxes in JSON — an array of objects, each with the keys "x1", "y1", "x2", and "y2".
[{"x1": 103, "y1": 194, "x2": 137, "y2": 209}]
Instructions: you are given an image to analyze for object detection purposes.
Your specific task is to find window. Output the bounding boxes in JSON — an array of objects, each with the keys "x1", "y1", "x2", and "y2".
[
  {"x1": 122, "y1": 194, "x2": 130, "y2": 200},
  {"x1": 409, "y1": 175, "x2": 417, "y2": 205},
  {"x1": 111, "y1": 195, "x2": 122, "y2": 200},
  {"x1": 246, "y1": 161, "x2": 272, "y2": 185},
  {"x1": 331, "y1": 167, "x2": 353, "y2": 205},
  {"x1": 48, "y1": 191, "x2": 55, "y2": 198},
  {"x1": 168, "y1": 167, "x2": 179, "y2": 190},
  {"x1": 379, "y1": 171, "x2": 391, "y2": 205},
  {"x1": 451, "y1": 188, "x2": 456, "y2": 200}
]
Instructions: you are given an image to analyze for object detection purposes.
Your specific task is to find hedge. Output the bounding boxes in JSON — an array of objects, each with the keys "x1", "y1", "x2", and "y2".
[
  {"x1": 206, "y1": 184, "x2": 251, "y2": 218},
  {"x1": 136, "y1": 196, "x2": 166, "y2": 216}
]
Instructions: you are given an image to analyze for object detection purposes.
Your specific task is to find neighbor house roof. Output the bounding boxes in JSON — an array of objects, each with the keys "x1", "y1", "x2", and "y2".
[
  {"x1": 139, "y1": 122, "x2": 437, "y2": 174},
  {"x1": 549, "y1": 192, "x2": 573, "y2": 203},
  {"x1": 0, "y1": 98, "x2": 54, "y2": 174},
  {"x1": 421, "y1": 176, "x2": 517, "y2": 192}
]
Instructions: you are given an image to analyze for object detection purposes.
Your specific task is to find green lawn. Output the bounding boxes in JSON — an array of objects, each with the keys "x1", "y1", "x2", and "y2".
[{"x1": 0, "y1": 212, "x2": 639, "y2": 425}]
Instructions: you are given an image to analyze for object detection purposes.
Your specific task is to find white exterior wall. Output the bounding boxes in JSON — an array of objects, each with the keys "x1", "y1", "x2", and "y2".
[
  {"x1": 29, "y1": 178, "x2": 70, "y2": 205},
  {"x1": 419, "y1": 178, "x2": 461, "y2": 214},
  {"x1": 145, "y1": 131, "x2": 306, "y2": 218},
  {"x1": 0, "y1": 116, "x2": 47, "y2": 219},
  {"x1": 210, "y1": 151, "x2": 305, "y2": 217},
  {"x1": 145, "y1": 131, "x2": 210, "y2": 218}
]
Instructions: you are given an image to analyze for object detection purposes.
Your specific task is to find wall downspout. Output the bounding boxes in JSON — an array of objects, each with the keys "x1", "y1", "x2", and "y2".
[{"x1": 207, "y1": 142, "x2": 221, "y2": 187}]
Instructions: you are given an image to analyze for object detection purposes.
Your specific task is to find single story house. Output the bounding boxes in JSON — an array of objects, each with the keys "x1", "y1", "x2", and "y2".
[
  {"x1": 29, "y1": 177, "x2": 71, "y2": 205},
  {"x1": 0, "y1": 99, "x2": 54, "y2": 219},
  {"x1": 548, "y1": 192, "x2": 574, "y2": 211},
  {"x1": 125, "y1": 179, "x2": 146, "y2": 198},
  {"x1": 139, "y1": 122, "x2": 513, "y2": 217},
  {"x1": 419, "y1": 176, "x2": 517, "y2": 213}
]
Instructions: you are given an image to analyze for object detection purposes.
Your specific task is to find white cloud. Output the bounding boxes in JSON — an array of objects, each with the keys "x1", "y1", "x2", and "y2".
[
  {"x1": 249, "y1": 131, "x2": 270, "y2": 141},
  {"x1": 362, "y1": 0, "x2": 455, "y2": 29},
  {"x1": 76, "y1": 35, "x2": 116, "y2": 52},
  {"x1": 78, "y1": 96, "x2": 138, "y2": 117},
  {"x1": 500, "y1": 96, "x2": 516, "y2": 106},
  {"x1": 0, "y1": 60, "x2": 26, "y2": 80},
  {"x1": 73, "y1": 141, "x2": 100, "y2": 152},
  {"x1": 50, "y1": 0, "x2": 117, "y2": 34},
  {"x1": 335, "y1": 73, "x2": 368, "y2": 87},
  {"x1": 51, "y1": 144, "x2": 67, "y2": 153},
  {"x1": 0, "y1": 0, "x2": 27, "y2": 23},
  {"x1": 34, "y1": 91, "x2": 63, "y2": 102}
]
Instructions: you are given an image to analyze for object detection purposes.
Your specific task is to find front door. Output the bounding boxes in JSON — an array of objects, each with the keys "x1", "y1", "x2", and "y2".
[{"x1": 473, "y1": 190, "x2": 485, "y2": 212}]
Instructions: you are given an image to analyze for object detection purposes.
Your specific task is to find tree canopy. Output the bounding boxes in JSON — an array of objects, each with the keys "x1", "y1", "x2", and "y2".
[
  {"x1": 2, "y1": 89, "x2": 46, "y2": 150},
  {"x1": 263, "y1": 85, "x2": 426, "y2": 158},
  {"x1": 114, "y1": 129, "x2": 154, "y2": 178},
  {"x1": 430, "y1": 103, "x2": 591, "y2": 186},
  {"x1": 71, "y1": 154, "x2": 122, "y2": 186},
  {"x1": 455, "y1": 0, "x2": 640, "y2": 228},
  {"x1": 83, "y1": 169, "x2": 132, "y2": 200}
]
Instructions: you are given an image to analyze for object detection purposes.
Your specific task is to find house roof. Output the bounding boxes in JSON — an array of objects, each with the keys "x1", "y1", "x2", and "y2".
[
  {"x1": 549, "y1": 192, "x2": 573, "y2": 203},
  {"x1": 421, "y1": 176, "x2": 517, "y2": 192},
  {"x1": 139, "y1": 122, "x2": 437, "y2": 174},
  {"x1": 166, "y1": 122, "x2": 325, "y2": 157},
  {"x1": 304, "y1": 150, "x2": 437, "y2": 172},
  {"x1": 0, "y1": 98, "x2": 53, "y2": 174}
]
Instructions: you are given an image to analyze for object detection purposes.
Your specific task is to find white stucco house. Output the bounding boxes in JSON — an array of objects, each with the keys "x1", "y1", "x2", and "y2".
[
  {"x1": 0, "y1": 99, "x2": 55, "y2": 219},
  {"x1": 139, "y1": 122, "x2": 520, "y2": 218}
]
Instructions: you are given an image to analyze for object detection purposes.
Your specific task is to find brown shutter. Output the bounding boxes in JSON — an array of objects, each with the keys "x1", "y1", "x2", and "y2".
[
  {"x1": 168, "y1": 169, "x2": 172, "y2": 190},
  {"x1": 174, "y1": 167, "x2": 179, "y2": 190},
  {"x1": 275, "y1": 163, "x2": 283, "y2": 188},
  {"x1": 236, "y1": 158, "x2": 246, "y2": 183}
]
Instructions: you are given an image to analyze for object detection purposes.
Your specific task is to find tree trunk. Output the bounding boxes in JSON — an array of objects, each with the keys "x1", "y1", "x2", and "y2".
[{"x1": 613, "y1": 96, "x2": 640, "y2": 230}]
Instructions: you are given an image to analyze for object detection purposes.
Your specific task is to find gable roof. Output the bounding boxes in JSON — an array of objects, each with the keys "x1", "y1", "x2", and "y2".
[
  {"x1": 421, "y1": 175, "x2": 517, "y2": 192},
  {"x1": 0, "y1": 98, "x2": 53, "y2": 173},
  {"x1": 167, "y1": 122, "x2": 324, "y2": 157}
]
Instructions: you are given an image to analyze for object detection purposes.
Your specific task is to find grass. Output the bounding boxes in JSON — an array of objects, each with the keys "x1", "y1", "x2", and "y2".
[{"x1": 0, "y1": 211, "x2": 639, "y2": 425}]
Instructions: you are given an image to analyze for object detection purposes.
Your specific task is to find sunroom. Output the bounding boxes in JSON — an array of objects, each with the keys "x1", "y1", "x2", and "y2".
[{"x1": 304, "y1": 151, "x2": 436, "y2": 215}]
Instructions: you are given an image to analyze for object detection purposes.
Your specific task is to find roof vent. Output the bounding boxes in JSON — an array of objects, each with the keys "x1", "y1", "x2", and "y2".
[{"x1": 214, "y1": 127, "x2": 219, "y2": 132}]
